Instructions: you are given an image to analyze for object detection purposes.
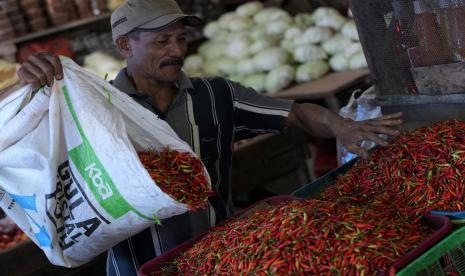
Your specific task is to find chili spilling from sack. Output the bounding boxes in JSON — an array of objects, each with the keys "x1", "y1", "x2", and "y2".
[{"x1": 139, "y1": 149, "x2": 213, "y2": 210}]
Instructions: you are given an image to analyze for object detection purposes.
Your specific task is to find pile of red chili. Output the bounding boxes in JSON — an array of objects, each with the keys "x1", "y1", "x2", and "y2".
[
  {"x1": 149, "y1": 120, "x2": 465, "y2": 275},
  {"x1": 0, "y1": 226, "x2": 27, "y2": 250},
  {"x1": 324, "y1": 119, "x2": 465, "y2": 219},
  {"x1": 157, "y1": 199, "x2": 431, "y2": 275},
  {"x1": 139, "y1": 148, "x2": 212, "y2": 210}
]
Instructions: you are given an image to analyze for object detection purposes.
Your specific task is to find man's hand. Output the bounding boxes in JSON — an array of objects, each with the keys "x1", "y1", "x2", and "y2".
[
  {"x1": 17, "y1": 53, "x2": 63, "y2": 89},
  {"x1": 287, "y1": 103, "x2": 403, "y2": 159},
  {"x1": 332, "y1": 113, "x2": 402, "y2": 159}
]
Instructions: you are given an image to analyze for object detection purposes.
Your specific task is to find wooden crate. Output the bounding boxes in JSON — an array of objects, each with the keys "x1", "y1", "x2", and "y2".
[{"x1": 232, "y1": 128, "x2": 312, "y2": 205}]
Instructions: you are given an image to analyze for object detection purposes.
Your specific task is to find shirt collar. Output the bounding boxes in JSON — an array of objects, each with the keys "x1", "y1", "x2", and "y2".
[{"x1": 111, "y1": 68, "x2": 194, "y2": 96}]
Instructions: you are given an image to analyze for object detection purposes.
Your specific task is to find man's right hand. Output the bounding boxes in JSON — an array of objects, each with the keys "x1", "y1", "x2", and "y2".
[{"x1": 17, "y1": 53, "x2": 63, "y2": 89}]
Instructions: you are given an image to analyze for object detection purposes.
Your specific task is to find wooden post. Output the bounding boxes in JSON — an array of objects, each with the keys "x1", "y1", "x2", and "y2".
[{"x1": 350, "y1": 0, "x2": 413, "y2": 95}]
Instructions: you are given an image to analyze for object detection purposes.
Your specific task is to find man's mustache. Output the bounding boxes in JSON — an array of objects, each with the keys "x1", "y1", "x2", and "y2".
[{"x1": 160, "y1": 58, "x2": 184, "y2": 67}]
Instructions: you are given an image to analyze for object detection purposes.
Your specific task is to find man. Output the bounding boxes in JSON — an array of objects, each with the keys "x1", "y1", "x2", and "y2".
[{"x1": 14, "y1": 1, "x2": 402, "y2": 274}]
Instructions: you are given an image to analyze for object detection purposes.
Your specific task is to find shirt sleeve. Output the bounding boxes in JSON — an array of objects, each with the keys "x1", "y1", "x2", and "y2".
[{"x1": 227, "y1": 80, "x2": 294, "y2": 141}]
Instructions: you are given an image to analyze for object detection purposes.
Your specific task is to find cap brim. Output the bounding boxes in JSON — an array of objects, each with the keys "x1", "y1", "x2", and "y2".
[{"x1": 136, "y1": 13, "x2": 202, "y2": 31}]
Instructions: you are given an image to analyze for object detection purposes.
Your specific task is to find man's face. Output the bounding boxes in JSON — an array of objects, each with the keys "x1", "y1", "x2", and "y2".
[{"x1": 127, "y1": 22, "x2": 188, "y2": 83}]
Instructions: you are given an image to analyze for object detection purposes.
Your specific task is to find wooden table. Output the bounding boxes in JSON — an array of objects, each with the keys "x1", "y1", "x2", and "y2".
[{"x1": 272, "y1": 69, "x2": 370, "y2": 112}]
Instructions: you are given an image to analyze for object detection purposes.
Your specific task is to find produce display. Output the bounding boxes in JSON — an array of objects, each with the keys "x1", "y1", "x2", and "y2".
[
  {"x1": 0, "y1": 60, "x2": 19, "y2": 90},
  {"x1": 183, "y1": 2, "x2": 367, "y2": 94},
  {"x1": 139, "y1": 148, "x2": 213, "y2": 210},
  {"x1": 325, "y1": 119, "x2": 465, "y2": 220},
  {"x1": 82, "y1": 51, "x2": 126, "y2": 80},
  {"x1": 0, "y1": 0, "x2": 112, "y2": 40},
  {"x1": 156, "y1": 199, "x2": 432, "y2": 275},
  {"x1": 0, "y1": 0, "x2": 28, "y2": 39},
  {"x1": 107, "y1": 0, "x2": 125, "y2": 11}
]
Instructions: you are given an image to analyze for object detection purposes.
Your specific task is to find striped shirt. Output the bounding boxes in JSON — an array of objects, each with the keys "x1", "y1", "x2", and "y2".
[{"x1": 106, "y1": 69, "x2": 294, "y2": 276}]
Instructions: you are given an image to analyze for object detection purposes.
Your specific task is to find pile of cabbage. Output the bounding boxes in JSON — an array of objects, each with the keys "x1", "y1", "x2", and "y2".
[
  {"x1": 183, "y1": 2, "x2": 367, "y2": 94},
  {"x1": 0, "y1": 60, "x2": 19, "y2": 90},
  {"x1": 83, "y1": 51, "x2": 126, "y2": 81}
]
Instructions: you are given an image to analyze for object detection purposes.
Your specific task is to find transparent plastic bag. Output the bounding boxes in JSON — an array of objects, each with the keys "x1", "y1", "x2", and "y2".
[{"x1": 337, "y1": 86, "x2": 383, "y2": 165}]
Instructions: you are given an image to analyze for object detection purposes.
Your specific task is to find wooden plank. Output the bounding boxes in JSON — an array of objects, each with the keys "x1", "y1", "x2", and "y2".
[
  {"x1": 412, "y1": 62, "x2": 465, "y2": 95},
  {"x1": 271, "y1": 69, "x2": 370, "y2": 101}
]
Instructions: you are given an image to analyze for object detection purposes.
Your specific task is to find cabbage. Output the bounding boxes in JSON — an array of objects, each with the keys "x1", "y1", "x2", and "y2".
[
  {"x1": 293, "y1": 45, "x2": 327, "y2": 63},
  {"x1": 253, "y1": 47, "x2": 289, "y2": 71},
  {"x1": 203, "y1": 21, "x2": 222, "y2": 39},
  {"x1": 322, "y1": 34, "x2": 353, "y2": 55},
  {"x1": 236, "y1": 1, "x2": 264, "y2": 17},
  {"x1": 228, "y1": 31, "x2": 249, "y2": 40},
  {"x1": 265, "y1": 65, "x2": 295, "y2": 94},
  {"x1": 349, "y1": 51, "x2": 368, "y2": 69},
  {"x1": 284, "y1": 27, "x2": 303, "y2": 41},
  {"x1": 342, "y1": 20, "x2": 360, "y2": 41},
  {"x1": 254, "y1": 7, "x2": 289, "y2": 24},
  {"x1": 228, "y1": 75, "x2": 245, "y2": 83},
  {"x1": 266, "y1": 16, "x2": 293, "y2": 36},
  {"x1": 188, "y1": 70, "x2": 204, "y2": 77},
  {"x1": 294, "y1": 27, "x2": 333, "y2": 45},
  {"x1": 295, "y1": 61, "x2": 330, "y2": 83},
  {"x1": 218, "y1": 12, "x2": 239, "y2": 29},
  {"x1": 204, "y1": 58, "x2": 236, "y2": 76},
  {"x1": 280, "y1": 39, "x2": 297, "y2": 54},
  {"x1": 183, "y1": 55, "x2": 204, "y2": 73},
  {"x1": 211, "y1": 30, "x2": 229, "y2": 42},
  {"x1": 198, "y1": 41, "x2": 226, "y2": 59},
  {"x1": 108, "y1": 0, "x2": 124, "y2": 11},
  {"x1": 227, "y1": 17, "x2": 253, "y2": 32},
  {"x1": 217, "y1": 58, "x2": 237, "y2": 75},
  {"x1": 0, "y1": 60, "x2": 19, "y2": 90},
  {"x1": 236, "y1": 59, "x2": 256, "y2": 75},
  {"x1": 249, "y1": 26, "x2": 267, "y2": 41},
  {"x1": 329, "y1": 53, "x2": 350, "y2": 72},
  {"x1": 313, "y1": 7, "x2": 347, "y2": 30},
  {"x1": 204, "y1": 59, "x2": 223, "y2": 76},
  {"x1": 344, "y1": 42, "x2": 363, "y2": 58},
  {"x1": 294, "y1": 13, "x2": 314, "y2": 29},
  {"x1": 225, "y1": 36, "x2": 251, "y2": 59},
  {"x1": 250, "y1": 38, "x2": 275, "y2": 55},
  {"x1": 83, "y1": 51, "x2": 126, "y2": 80},
  {"x1": 242, "y1": 73, "x2": 267, "y2": 93}
]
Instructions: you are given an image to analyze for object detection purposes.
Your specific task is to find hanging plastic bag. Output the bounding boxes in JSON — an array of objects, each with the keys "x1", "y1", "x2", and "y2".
[
  {"x1": 337, "y1": 86, "x2": 383, "y2": 165},
  {"x1": 0, "y1": 57, "x2": 210, "y2": 267}
]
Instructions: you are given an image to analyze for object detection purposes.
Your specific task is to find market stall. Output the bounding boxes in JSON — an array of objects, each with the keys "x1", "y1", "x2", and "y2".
[
  {"x1": 139, "y1": 0, "x2": 465, "y2": 274},
  {"x1": 4, "y1": 0, "x2": 446, "y2": 275}
]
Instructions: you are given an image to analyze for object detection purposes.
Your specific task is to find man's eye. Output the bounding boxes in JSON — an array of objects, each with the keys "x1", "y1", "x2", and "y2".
[
  {"x1": 156, "y1": 40, "x2": 168, "y2": 44},
  {"x1": 178, "y1": 36, "x2": 187, "y2": 42}
]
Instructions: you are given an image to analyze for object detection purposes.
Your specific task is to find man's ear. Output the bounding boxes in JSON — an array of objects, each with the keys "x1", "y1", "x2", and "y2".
[{"x1": 115, "y1": 36, "x2": 132, "y2": 58}]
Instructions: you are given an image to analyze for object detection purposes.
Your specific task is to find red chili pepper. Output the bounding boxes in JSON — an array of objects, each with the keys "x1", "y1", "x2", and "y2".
[
  {"x1": 325, "y1": 119, "x2": 465, "y2": 219},
  {"x1": 154, "y1": 199, "x2": 432, "y2": 275},
  {"x1": 139, "y1": 148, "x2": 213, "y2": 210}
]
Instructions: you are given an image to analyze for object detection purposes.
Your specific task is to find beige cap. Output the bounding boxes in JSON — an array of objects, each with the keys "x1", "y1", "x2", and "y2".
[{"x1": 111, "y1": 0, "x2": 202, "y2": 43}]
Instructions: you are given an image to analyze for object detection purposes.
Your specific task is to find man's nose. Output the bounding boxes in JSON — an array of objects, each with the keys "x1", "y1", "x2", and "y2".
[{"x1": 169, "y1": 41, "x2": 184, "y2": 57}]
